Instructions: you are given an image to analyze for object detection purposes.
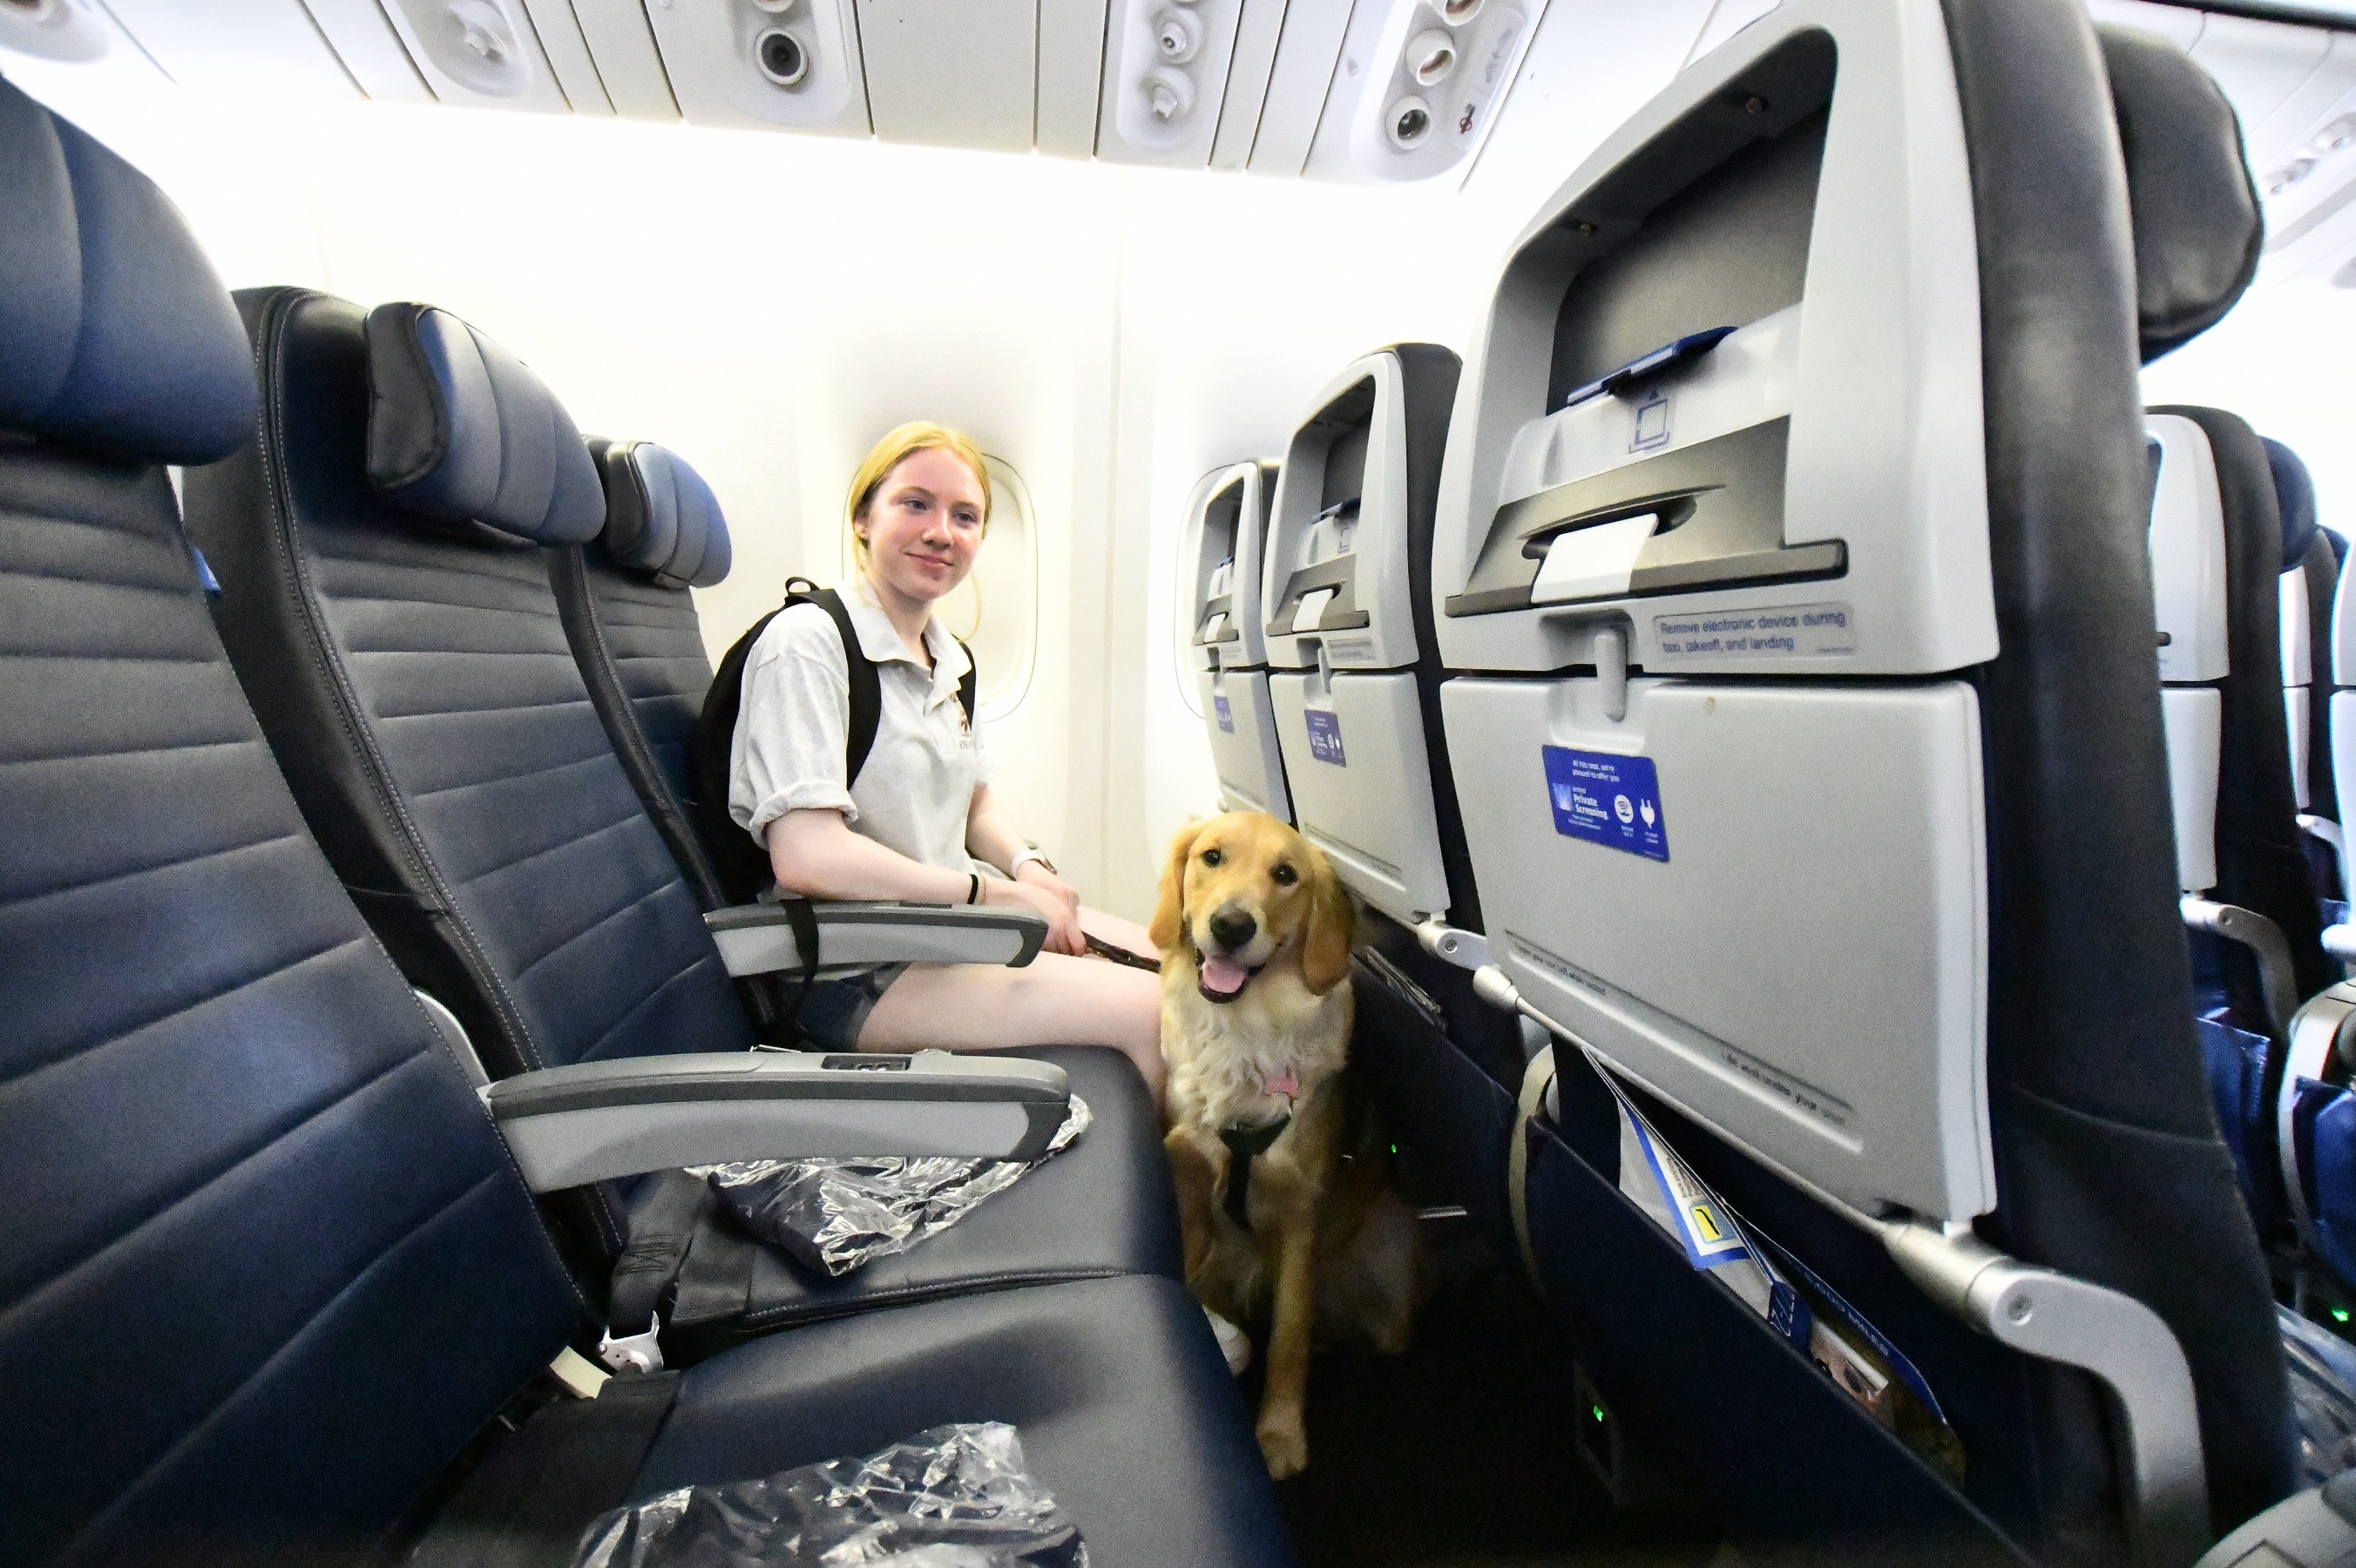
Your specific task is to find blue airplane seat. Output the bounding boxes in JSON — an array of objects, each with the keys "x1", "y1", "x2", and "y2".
[
  {"x1": 179, "y1": 289, "x2": 1183, "y2": 1362},
  {"x1": 0, "y1": 71, "x2": 1290, "y2": 1568},
  {"x1": 2148, "y1": 405, "x2": 2336, "y2": 1242},
  {"x1": 2266, "y1": 436, "x2": 2346, "y2": 916},
  {"x1": 1431, "y1": 6, "x2": 2288, "y2": 1556},
  {"x1": 553, "y1": 436, "x2": 735, "y2": 906}
]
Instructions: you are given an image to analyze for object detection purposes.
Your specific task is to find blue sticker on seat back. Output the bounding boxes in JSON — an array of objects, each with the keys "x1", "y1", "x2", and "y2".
[
  {"x1": 1544, "y1": 747, "x2": 1668, "y2": 861},
  {"x1": 1215, "y1": 695, "x2": 1235, "y2": 733},
  {"x1": 1304, "y1": 709, "x2": 1345, "y2": 766}
]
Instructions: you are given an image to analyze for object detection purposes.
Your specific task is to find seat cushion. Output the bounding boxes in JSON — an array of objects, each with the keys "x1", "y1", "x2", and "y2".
[
  {"x1": 672, "y1": 1046, "x2": 1184, "y2": 1347},
  {"x1": 639, "y1": 1274, "x2": 1296, "y2": 1568}
]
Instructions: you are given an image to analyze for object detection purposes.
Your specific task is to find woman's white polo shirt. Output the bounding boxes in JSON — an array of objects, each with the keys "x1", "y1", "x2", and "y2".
[{"x1": 728, "y1": 575, "x2": 992, "y2": 875}]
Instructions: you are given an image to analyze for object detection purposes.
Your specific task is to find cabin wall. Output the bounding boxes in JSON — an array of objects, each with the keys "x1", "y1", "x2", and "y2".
[{"x1": 6, "y1": 68, "x2": 1536, "y2": 919}]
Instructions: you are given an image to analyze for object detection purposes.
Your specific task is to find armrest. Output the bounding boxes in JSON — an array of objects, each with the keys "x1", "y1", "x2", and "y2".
[
  {"x1": 483, "y1": 1050, "x2": 1069, "y2": 1192},
  {"x1": 704, "y1": 902, "x2": 1046, "y2": 978}
]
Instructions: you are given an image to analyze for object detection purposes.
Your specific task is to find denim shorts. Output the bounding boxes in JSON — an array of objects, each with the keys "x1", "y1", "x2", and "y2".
[{"x1": 791, "y1": 963, "x2": 908, "y2": 1052}]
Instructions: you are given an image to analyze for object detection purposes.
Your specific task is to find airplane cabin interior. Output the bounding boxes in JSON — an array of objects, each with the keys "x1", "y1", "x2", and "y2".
[{"x1": 17, "y1": 0, "x2": 2356, "y2": 1564}]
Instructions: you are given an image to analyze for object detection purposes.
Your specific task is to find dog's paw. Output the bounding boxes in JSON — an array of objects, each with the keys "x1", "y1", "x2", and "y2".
[{"x1": 1256, "y1": 1415, "x2": 1309, "y2": 1479}]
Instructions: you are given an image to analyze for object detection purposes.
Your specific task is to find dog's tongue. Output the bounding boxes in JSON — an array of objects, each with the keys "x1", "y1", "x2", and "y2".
[{"x1": 1200, "y1": 954, "x2": 1251, "y2": 997}]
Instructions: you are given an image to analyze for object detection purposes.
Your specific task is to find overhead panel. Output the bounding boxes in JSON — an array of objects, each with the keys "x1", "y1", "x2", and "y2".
[
  {"x1": 103, "y1": 0, "x2": 362, "y2": 98},
  {"x1": 1684, "y1": 0, "x2": 1778, "y2": 65},
  {"x1": 646, "y1": 0, "x2": 873, "y2": 136},
  {"x1": 2082, "y1": 0, "x2": 2203, "y2": 50},
  {"x1": 1243, "y1": 0, "x2": 1353, "y2": 175},
  {"x1": 568, "y1": 0, "x2": 681, "y2": 118},
  {"x1": 860, "y1": 0, "x2": 1034, "y2": 152},
  {"x1": 297, "y1": 0, "x2": 435, "y2": 101},
  {"x1": 1456, "y1": 0, "x2": 1709, "y2": 204},
  {"x1": 0, "y1": 0, "x2": 149, "y2": 69},
  {"x1": 518, "y1": 0, "x2": 617, "y2": 114},
  {"x1": 1303, "y1": 0, "x2": 1549, "y2": 183},
  {"x1": 2191, "y1": 10, "x2": 2332, "y2": 132},
  {"x1": 1208, "y1": 0, "x2": 1290, "y2": 172},
  {"x1": 362, "y1": 0, "x2": 574, "y2": 112},
  {"x1": 1038, "y1": 0, "x2": 1111, "y2": 157},
  {"x1": 1097, "y1": 0, "x2": 1249, "y2": 166}
]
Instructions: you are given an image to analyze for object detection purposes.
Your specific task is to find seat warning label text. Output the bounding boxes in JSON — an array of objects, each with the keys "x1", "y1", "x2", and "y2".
[
  {"x1": 1543, "y1": 747, "x2": 1667, "y2": 862},
  {"x1": 1303, "y1": 709, "x2": 1345, "y2": 766},
  {"x1": 1652, "y1": 602, "x2": 1856, "y2": 660}
]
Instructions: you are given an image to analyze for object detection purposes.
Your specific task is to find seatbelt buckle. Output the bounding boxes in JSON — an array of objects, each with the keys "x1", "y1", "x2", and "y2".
[{"x1": 598, "y1": 1315, "x2": 666, "y2": 1375}]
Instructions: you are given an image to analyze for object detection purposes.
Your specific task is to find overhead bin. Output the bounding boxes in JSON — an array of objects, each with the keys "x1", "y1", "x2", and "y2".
[
  {"x1": 1300, "y1": 0, "x2": 1547, "y2": 183},
  {"x1": 645, "y1": 0, "x2": 872, "y2": 135}
]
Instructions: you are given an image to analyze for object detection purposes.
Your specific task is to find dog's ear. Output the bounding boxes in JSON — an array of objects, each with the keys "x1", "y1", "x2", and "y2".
[
  {"x1": 1301, "y1": 848, "x2": 1356, "y2": 995},
  {"x1": 1149, "y1": 821, "x2": 1202, "y2": 956}
]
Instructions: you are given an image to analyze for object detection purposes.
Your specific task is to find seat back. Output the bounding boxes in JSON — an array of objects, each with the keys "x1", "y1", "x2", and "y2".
[
  {"x1": 2152, "y1": 407, "x2": 2336, "y2": 1018},
  {"x1": 552, "y1": 436, "x2": 735, "y2": 908},
  {"x1": 183, "y1": 294, "x2": 757, "y2": 1083},
  {"x1": 0, "y1": 78, "x2": 578, "y2": 1564},
  {"x1": 2269, "y1": 438, "x2": 2346, "y2": 917},
  {"x1": 1259, "y1": 343, "x2": 1479, "y2": 931},
  {"x1": 1432, "y1": 2, "x2": 2286, "y2": 1549},
  {"x1": 1180, "y1": 460, "x2": 1294, "y2": 822}
]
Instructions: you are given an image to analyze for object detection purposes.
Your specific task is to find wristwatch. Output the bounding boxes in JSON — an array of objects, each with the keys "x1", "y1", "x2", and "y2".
[{"x1": 1009, "y1": 848, "x2": 1057, "y2": 878}]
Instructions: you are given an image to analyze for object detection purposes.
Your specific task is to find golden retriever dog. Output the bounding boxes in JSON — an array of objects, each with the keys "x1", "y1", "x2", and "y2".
[{"x1": 1152, "y1": 810, "x2": 1421, "y2": 1479}]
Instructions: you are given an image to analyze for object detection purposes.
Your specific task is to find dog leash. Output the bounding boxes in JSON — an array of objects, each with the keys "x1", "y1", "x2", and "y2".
[{"x1": 1084, "y1": 934, "x2": 1161, "y2": 972}]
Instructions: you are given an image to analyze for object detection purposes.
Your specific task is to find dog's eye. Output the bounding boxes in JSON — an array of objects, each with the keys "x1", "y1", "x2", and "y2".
[
  {"x1": 1271, "y1": 863, "x2": 1297, "y2": 885},
  {"x1": 1201, "y1": 848, "x2": 1222, "y2": 868}
]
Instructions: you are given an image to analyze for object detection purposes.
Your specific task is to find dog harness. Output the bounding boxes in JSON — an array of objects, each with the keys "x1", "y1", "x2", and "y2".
[{"x1": 1218, "y1": 1071, "x2": 1300, "y2": 1229}]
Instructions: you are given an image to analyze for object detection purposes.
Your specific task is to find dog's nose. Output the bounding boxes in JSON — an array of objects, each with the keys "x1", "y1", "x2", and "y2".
[{"x1": 1207, "y1": 909, "x2": 1257, "y2": 952}]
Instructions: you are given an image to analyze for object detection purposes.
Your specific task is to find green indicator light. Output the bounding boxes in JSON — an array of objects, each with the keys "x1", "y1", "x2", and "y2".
[
  {"x1": 1592, "y1": 1405, "x2": 1607, "y2": 1423},
  {"x1": 1390, "y1": 1145, "x2": 1398, "y2": 1154},
  {"x1": 2335, "y1": 1308, "x2": 2350, "y2": 1324}
]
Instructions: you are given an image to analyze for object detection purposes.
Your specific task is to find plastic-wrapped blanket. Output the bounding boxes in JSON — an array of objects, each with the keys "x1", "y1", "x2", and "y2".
[
  {"x1": 699, "y1": 1097, "x2": 1091, "y2": 1277},
  {"x1": 573, "y1": 1422, "x2": 1087, "y2": 1567}
]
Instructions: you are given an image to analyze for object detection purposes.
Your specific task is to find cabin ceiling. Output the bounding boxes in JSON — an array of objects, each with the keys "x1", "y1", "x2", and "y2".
[{"x1": 7, "y1": 0, "x2": 2356, "y2": 282}]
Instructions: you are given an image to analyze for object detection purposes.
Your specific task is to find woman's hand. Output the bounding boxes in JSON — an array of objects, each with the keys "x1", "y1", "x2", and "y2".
[
  {"x1": 1014, "y1": 860, "x2": 1080, "y2": 919},
  {"x1": 988, "y1": 875, "x2": 1087, "y2": 956}
]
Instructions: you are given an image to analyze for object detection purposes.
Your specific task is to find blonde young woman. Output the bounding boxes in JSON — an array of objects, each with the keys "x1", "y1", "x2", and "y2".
[{"x1": 728, "y1": 422, "x2": 1167, "y2": 1100}]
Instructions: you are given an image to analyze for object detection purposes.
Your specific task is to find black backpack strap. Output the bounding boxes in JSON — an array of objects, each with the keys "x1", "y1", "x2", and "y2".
[
  {"x1": 957, "y1": 639, "x2": 978, "y2": 731},
  {"x1": 690, "y1": 603, "x2": 787, "y2": 906},
  {"x1": 801, "y1": 586, "x2": 884, "y2": 787}
]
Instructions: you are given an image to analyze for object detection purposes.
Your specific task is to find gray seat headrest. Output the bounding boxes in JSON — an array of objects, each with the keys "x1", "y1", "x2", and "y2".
[
  {"x1": 2098, "y1": 25, "x2": 2265, "y2": 362},
  {"x1": 588, "y1": 438, "x2": 733, "y2": 589},
  {"x1": 0, "y1": 76, "x2": 256, "y2": 464},
  {"x1": 362, "y1": 301, "x2": 603, "y2": 545}
]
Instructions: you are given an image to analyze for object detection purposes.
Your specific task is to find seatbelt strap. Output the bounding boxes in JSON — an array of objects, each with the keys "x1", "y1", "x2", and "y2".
[
  {"x1": 775, "y1": 894, "x2": 821, "y2": 1037},
  {"x1": 600, "y1": 1171, "x2": 713, "y2": 1374},
  {"x1": 409, "y1": 1369, "x2": 680, "y2": 1568},
  {"x1": 1508, "y1": 1044, "x2": 1556, "y2": 1297}
]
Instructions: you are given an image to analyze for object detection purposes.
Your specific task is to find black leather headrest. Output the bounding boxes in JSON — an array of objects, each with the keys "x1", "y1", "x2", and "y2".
[
  {"x1": 362, "y1": 301, "x2": 603, "y2": 545},
  {"x1": 0, "y1": 77, "x2": 255, "y2": 464},
  {"x1": 2265, "y1": 436, "x2": 2319, "y2": 571},
  {"x1": 588, "y1": 438, "x2": 733, "y2": 589},
  {"x1": 2099, "y1": 25, "x2": 2265, "y2": 362}
]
